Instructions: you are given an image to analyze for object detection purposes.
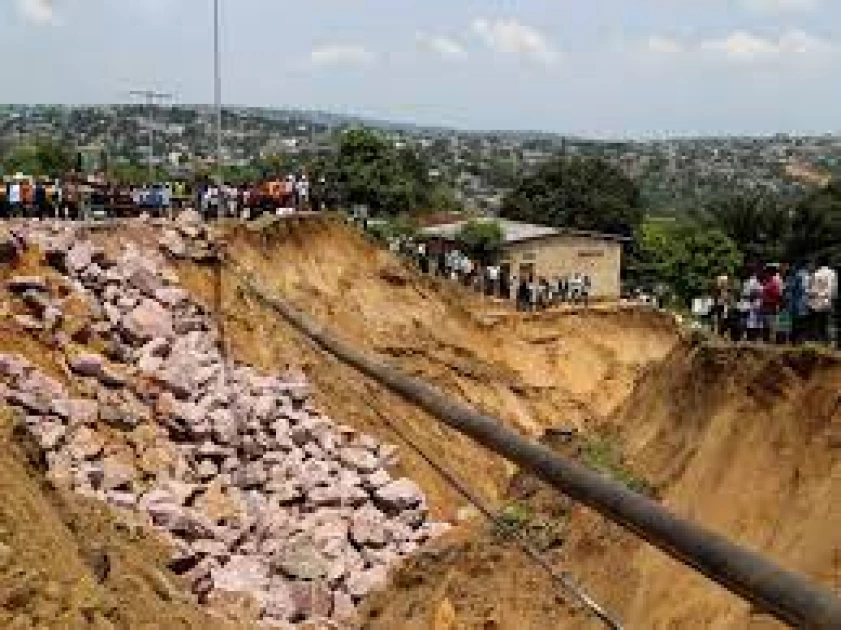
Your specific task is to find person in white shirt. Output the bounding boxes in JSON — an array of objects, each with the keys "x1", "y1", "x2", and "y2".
[
  {"x1": 8, "y1": 182, "x2": 21, "y2": 217},
  {"x1": 569, "y1": 272, "x2": 584, "y2": 305},
  {"x1": 295, "y1": 176, "x2": 310, "y2": 211},
  {"x1": 487, "y1": 264, "x2": 500, "y2": 297},
  {"x1": 417, "y1": 242, "x2": 429, "y2": 274},
  {"x1": 809, "y1": 262, "x2": 837, "y2": 344},
  {"x1": 227, "y1": 185, "x2": 239, "y2": 218},
  {"x1": 461, "y1": 257, "x2": 474, "y2": 285},
  {"x1": 741, "y1": 271, "x2": 764, "y2": 342}
]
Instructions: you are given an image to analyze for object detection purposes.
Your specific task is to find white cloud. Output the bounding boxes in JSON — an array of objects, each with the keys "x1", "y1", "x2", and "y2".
[
  {"x1": 416, "y1": 33, "x2": 468, "y2": 60},
  {"x1": 16, "y1": 0, "x2": 55, "y2": 25},
  {"x1": 641, "y1": 29, "x2": 835, "y2": 65},
  {"x1": 308, "y1": 44, "x2": 375, "y2": 68},
  {"x1": 471, "y1": 18, "x2": 559, "y2": 66},
  {"x1": 645, "y1": 36, "x2": 684, "y2": 55},
  {"x1": 700, "y1": 29, "x2": 835, "y2": 61},
  {"x1": 700, "y1": 31, "x2": 780, "y2": 59},
  {"x1": 740, "y1": 0, "x2": 819, "y2": 14}
]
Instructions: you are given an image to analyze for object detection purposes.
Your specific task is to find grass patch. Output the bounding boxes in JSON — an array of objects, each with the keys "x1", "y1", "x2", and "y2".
[
  {"x1": 492, "y1": 502, "x2": 567, "y2": 552},
  {"x1": 581, "y1": 435, "x2": 654, "y2": 497}
]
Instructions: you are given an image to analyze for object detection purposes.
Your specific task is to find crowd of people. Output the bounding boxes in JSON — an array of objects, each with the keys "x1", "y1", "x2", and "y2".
[
  {"x1": 698, "y1": 261, "x2": 839, "y2": 346},
  {"x1": 383, "y1": 234, "x2": 595, "y2": 312},
  {"x1": 0, "y1": 173, "x2": 329, "y2": 220}
]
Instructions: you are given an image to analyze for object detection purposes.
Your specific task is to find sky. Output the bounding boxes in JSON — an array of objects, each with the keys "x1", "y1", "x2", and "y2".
[{"x1": 2, "y1": 0, "x2": 841, "y2": 137}]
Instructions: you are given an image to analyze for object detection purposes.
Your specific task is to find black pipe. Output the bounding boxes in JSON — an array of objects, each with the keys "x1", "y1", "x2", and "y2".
[{"x1": 235, "y1": 268, "x2": 841, "y2": 629}]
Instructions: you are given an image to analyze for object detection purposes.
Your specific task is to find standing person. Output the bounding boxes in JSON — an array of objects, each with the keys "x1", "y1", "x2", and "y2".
[
  {"x1": 62, "y1": 181, "x2": 75, "y2": 220},
  {"x1": 776, "y1": 263, "x2": 793, "y2": 345},
  {"x1": 741, "y1": 268, "x2": 764, "y2": 343},
  {"x1": 558, "y1": 275, "x2": 569, "y2": 304},
  {"x1": 541, "y1": 278, "x2": 553, "y2": 309},
  {"x1": 241, "y1": 184, "x2": 252, "y2": 220},
  {"x1": 528, "y1": 275, "x2": 539, "y2": 312},
  {"x1": 788, "y1": 262, "x2": 812, "y2": 344},
  {"x1": 0, "y1": 181, "x2": 7, "y2": 218},
  {"x1": 198, "y1": 185, "x2": 207, "y2": 219},
  {"x1": 582, "y1": 274, "x2": 592, "y2": 307},
  {"x1": 487, "y1": 263, "x2": 500, "y2": 297},
  {"x1": 0, "y1": 181, "x2": 8, "y2": 218},
  {"x1": 760, "y1": 265, "x2": 783, "y2": 344},
  {"x1": 161, "y1": 183, "x2": 173, "y2": 218},
  {"x1": 711, "y1": 274, "x2": 732, "y2": 337},
  {"x1": 34, "y1": 180, "x2": 47, "y2": 219},
  {"x1": 418, "y1": 242, "x2": 429, "y2": 274},
  {"x1": 517, "y1": 277, "x2": 529, "y2": 312},
  {"x1": 809, "y1": 260, "x2": 836, "y2": 345},
  {"x1": 209, "y1": 184, "x2": 221, "y2": 219},
  {"x1": 21, "y1": 179, "x2": 33, "y2": 218},
  {"x1": 569, "y1": 272, "x2": 583, "y2": 305},
  {"x1": 295, "y1": 175, "x2": 310, "y2": 211},
  {"x1": 461, "y1": 256, "x2": 474, "y2": 287},
  {"x1": 53, "y1": 179, "x2": 63, "y2": 219},
  {"x1": 8, "y1": 179, "x2": 21, "y2": 218}
]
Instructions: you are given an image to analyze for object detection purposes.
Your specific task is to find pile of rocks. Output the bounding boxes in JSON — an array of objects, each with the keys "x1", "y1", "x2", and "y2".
[
  {"x1": 157, "y1": 210, "x2": 220, "y2": 262},
  {"x1": 0, "y1": 222, "x2": 449, "y2": 628}
]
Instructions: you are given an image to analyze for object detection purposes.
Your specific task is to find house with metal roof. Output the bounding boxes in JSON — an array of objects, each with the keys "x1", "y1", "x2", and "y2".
[{"x1": 419, "y1": 218, "x2": 627, "y2": 299}]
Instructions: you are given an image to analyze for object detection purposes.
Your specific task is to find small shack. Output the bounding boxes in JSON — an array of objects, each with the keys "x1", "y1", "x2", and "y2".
[{"x1": 418, "y1": 218, "x2": 628, "y2": 299}]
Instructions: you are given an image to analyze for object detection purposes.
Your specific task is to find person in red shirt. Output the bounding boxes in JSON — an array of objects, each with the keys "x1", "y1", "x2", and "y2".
[
  {"x1": 20, "y1": 180, "x2": 34, "y2": 217},
  {"x1": 761, "y1": 264, "x2": 784, "y2": 343}
]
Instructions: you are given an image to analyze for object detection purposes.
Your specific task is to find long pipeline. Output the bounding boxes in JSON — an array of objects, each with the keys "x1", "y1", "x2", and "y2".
[{"x1": 229, "y1": 262, "x2": 841, "y2": 628}]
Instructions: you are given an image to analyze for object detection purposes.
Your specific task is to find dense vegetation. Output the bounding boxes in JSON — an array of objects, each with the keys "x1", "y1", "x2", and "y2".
[
  {"x1": 2, "y1": 139, "x2": 75, "y2": 178},
  {"x1": 501, "y1": 157, "x2": 644, "y2": 237},
  {"x1": 456, "y1": 220, "x2": 504, "y2": 264}
]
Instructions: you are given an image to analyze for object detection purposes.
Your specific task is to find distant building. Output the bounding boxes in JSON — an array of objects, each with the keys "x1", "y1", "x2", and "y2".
[{"x1": 419, "y1": 218, "x2": 628, "y2": 299}]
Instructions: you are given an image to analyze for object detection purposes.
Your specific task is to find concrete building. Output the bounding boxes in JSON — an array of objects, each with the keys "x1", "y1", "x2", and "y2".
[{"x1": 419, "y1": 218, "x2": 627, "y2": 299}]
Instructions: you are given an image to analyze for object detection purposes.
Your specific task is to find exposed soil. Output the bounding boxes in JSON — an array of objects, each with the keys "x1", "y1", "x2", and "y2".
[
  {"x1": 183, "y1": 217, "x2": 676, "y2": 516},
  {"x1": 1, "y1": 216, "x2": 838, "y2": 629},
  {"x1": 0, "y1": 405, "x2": 243, "y2": 630}
]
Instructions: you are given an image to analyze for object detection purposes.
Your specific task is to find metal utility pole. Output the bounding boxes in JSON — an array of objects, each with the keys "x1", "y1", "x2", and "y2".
[
  {"x1": 214, "y1": 0, "x2": 224, "y2": 192},
  {"x1": 128, "y1": 89, "x2": 173, "y2": 183}
]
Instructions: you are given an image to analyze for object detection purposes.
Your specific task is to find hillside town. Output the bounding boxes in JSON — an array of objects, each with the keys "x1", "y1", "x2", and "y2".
[{"x1": 2, "y1": 105, "x2": 840, "y2": 215}]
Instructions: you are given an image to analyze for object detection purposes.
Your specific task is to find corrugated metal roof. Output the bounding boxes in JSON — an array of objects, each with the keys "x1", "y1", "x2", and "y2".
[{"x1": 418, "y1": 218, "x2": 629, "y2": 244}]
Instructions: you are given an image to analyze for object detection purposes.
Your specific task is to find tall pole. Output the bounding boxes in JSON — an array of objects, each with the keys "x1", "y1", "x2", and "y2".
[
  {"x1": 129, "y1": 89, "x2": 172, "y2": 183},
  {"x1": 214, "y1": 0, "x2": 223, "y2": 194}
]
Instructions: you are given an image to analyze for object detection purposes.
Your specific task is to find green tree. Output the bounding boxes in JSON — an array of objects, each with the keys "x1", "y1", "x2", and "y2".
[
  {"x1": 502, "y1": 157, "x2": 644, "y2": 237},
  {"x1": 334, "y1": 128, "x2": 432, "y2": 215},
  {"x1": 427, "y1": 184, "x2": 463, "y2": 214},
  {"x1": 789, "y1": 180, "x2": 841, "y2": 267},
  {"x1": 702, "y1": 193, "x2": 791, "y2": 264},
  {"x1": 457, "y1": 220, "x2": 503, "y2": 264},
  {"x1": 254, "y1": 154, "x2": 294, "y2": 179},
  {"x1": 366, "y1": 215, "x2": 418, "y2": 243},
  {"x1": 1, "y1": 139, "x2": 74, "y2": 178},
  {"x1": 632, "y1": 218, "x2": 743, "y2": 305}
]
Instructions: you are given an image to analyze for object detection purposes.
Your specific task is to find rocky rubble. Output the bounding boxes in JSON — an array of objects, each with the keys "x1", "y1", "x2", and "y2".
[
  {"x1": 158, "y1": 209, "x2": 220, "y2": 262},
  {"x1": 0, "y1": 220, "x2": 450, "y2": 628}
]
